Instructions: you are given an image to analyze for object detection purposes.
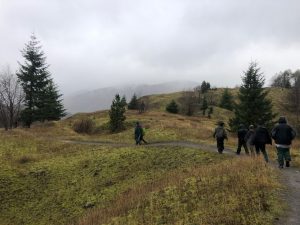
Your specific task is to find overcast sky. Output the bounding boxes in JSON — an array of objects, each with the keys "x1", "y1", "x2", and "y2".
[{"x1": 1, "y1": 0, "x2": 300, "y2": 95}]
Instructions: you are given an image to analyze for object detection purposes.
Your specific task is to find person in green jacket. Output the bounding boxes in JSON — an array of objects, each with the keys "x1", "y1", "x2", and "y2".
[{"x1": 134, "y1": 122, "x2": 148, "y2": 145}]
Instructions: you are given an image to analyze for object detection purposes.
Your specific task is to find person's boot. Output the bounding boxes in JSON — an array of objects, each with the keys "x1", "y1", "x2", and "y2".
[
  {"x1": 286, "y1": 161, "x2": 290, "y2": 167},
  {"x1": 278, "y1": 164, "x2": 284, "y2": 169}
]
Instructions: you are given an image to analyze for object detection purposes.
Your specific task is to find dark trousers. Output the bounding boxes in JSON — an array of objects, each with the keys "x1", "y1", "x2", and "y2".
[
  {"x1": 216, "y1": 137, "x2": 225, "y2": 153},
  {"x1": 136, "y1": 135, "x2": 147, "y2": 145},
  {"x1": 255, "y1": 143, "x2": 269, "y2": 162},
  {"x1": 237, "y1": 140, "x2": 249, "y2": 155},
  {"x1": 276, "y1": 147, "x2": 291, "y2": 167}
]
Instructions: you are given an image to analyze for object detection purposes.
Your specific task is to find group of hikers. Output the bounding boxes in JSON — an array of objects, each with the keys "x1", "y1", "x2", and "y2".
[
  {"x1": 213, "y1": 116, "x2": 297, "y2": 168},
  {"x1": 134, "y1": 116, "x2": 296, "y2": 169}
]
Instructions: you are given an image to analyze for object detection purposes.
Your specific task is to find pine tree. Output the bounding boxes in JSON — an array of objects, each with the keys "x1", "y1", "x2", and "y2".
[
  {"x1": 109, "y1": 94, "x2": 126, "y2": 132},
  {"x1": 37, "y1": 81, "x2": 66, "y2": 121},
  {"x1": 200, "y1": 81, "x2": 211, "y2": 94},
  {"x1": 120, "y1": 95, "x2": 127, "y2": 108},
  {"x1": 17, "y1": 34, "x2": 65, "y2": 127},
  {"x1": 219, "y1": 88, "x2": 234, "y2": 111},
  {"x1": 166, "y1": 100, "x2": 179, "y2": 114},
  {"x1": 229, "y1": 62, "x2": 276, "y2": 131},
  {"x1": 128, "y1": 93, "x2": 139, "y2": 110}
]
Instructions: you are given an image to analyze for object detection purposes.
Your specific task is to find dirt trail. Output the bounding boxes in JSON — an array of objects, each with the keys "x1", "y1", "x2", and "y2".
[{"x1": 61, "y1": 139, "x2": 300, "y2": 225}]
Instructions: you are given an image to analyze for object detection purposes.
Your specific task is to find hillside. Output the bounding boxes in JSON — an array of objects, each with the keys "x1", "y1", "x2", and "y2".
[
  {"x1": 64, "y1": 81, "x2": 199, "y2": 114},
  {"x1": 140, "y1": 87, "x2": 297, "y2": 127},
  {"x1": 0, "y1": 87, "x2": 299, "y2": 225}
]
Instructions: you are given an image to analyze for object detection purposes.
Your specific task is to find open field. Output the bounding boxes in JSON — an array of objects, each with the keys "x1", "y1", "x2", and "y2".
[
  {"x1": 0, "y1": 130, "x2": 227, "y2": 225},
  {"x1": 0, "y1": 129, "x2": 283, "y2": 225},
  {"x1": 0, "y1": 87, "x2": 299, "y2": 225}
]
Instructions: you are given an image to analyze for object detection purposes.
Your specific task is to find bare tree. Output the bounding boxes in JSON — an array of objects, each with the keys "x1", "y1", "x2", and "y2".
[
  {"x1": 0, "y1": 66, "x2": 24, "y2": 130},
  {"x1": 179, "y1": 91, "x2": 197, "y2": 116}
]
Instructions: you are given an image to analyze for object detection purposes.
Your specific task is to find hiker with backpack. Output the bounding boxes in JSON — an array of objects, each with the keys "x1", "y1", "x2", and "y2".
[
  {"x1": 244, "y1": 125, "x2": 255, "y2": 156},
  {"x1": 236, "y1": 124, "x2": 249, "y2": 155},
  {"x1": 271, "y1": 116, "x2": 296, "y2": 168},
  {"x1": 134, "y1": 122, "x2": 148, "y2": 145},
  {"x1": 252, "y1": 120, "x2": 272, "y2": 162},
  {"x1": 213, "y1": 121, "x2": 228, "y2": 154}
]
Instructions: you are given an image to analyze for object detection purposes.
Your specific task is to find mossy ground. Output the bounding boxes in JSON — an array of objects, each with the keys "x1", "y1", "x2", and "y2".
[{"x1": 0, "y1": 130, "x2": 226, "y2": 225}]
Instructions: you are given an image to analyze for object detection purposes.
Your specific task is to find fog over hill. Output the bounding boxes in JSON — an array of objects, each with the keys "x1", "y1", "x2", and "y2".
[{"x1": 64, "y1": 81, "x2": 198, "y2": 113}]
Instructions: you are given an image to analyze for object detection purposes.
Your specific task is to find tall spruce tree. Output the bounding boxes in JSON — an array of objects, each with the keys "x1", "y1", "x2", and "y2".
[
  {"x1": 17, "y1": 34, "x2": 65, "y2": 127},
  {"x1": 219, "y1": 88, "x2": 234, "y2": 111},
  {"x1": 128, "y1": 93, "x2": 139, "y2": 110},
  {"x1": 229, "y1": 62, "x2": 276, "y2": 131},
  {"x1": 109, "y1": 94, "x2": 126, "y2": 132}
]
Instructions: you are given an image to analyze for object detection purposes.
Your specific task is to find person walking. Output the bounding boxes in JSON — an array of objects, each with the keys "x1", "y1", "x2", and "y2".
[
  {"x1": 236, "y1": 124, "x2": 249, "y2": 155},
  {"x1": 244, "y1": 125, "x2": 255, "y2": 156},
  {"x1": 213, "y1": 121, "x2": 228, "y2": 154},
  {"x1": 271, "y1": 116, "x2": 296, "y2": 168},
  {"x1": 134, "y1": 122, "x2": 143, "y2": 145},
  {"x1": 252, "y1": 120, "x2": 272, "y2": 162},
  {"x1": 134, "y1": 122, "x2": 148, "y2": 145}
]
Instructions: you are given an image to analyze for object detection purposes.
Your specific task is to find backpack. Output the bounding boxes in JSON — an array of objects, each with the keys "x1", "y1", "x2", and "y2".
[{"x1": 215, "y1": 127, "x2": 225, "y2": 138}]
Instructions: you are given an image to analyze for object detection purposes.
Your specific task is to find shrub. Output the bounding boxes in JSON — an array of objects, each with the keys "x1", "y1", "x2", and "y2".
[
  {"x1": 166, "y1": 100, "x2": 179, "y2": 114},
  {"x1": 72, "y1": 118, "x2": 95, "y2": 134}
]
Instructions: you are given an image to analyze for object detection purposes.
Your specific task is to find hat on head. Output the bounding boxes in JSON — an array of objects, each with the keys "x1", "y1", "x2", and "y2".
[{"x1": 278, "y1": 116, "x2": 287, "y2": 124}]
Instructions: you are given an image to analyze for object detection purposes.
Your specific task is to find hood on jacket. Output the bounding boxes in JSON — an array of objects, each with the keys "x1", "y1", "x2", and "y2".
[{"x1": 278, "y1": 116, "x2": 287, "y2": 124}]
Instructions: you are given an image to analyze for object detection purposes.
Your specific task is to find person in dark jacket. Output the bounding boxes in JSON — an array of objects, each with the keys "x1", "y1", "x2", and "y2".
[
  {"x1": 244, "y1": 125, "x2": 255, "y2": 156},
  {"x1": 252, "y1": 120, "x2": 272, "y2": 162},
  {"x1": 271, "y1": 116, "x2": 296, "y2": 168},
  {"x1": 134, "y1": 122, "x2": 143, "y2": 145},
  {"x1": 213, "y1": 121, "x2": 228, "y2": 154},
  {"x1": 236, "y1": 124, "x2": 249, "y2": 155},
  {"x1": 134, "y1": 122, "x2": 147, "y2": 145}
]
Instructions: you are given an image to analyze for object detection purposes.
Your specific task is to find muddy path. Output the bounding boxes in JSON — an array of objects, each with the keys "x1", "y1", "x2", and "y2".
[{"x1": 60, "y1": 139, "x2": 300, "y2": 225}]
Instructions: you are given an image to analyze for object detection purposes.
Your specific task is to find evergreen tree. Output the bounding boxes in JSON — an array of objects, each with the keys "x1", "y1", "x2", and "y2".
[
  {"x1": 166, "y1": 100, "x2": 179, "y2": 114},
  {"x1": 120, "y1": 95, "x2": 127, "y2": 108},
  {"x1": 37, "y1": 81, "x2": 66, "y2": 121},
  {"x1": 229, "y1": 62, "x2": 276, "y2": 131},
  {"x1": 219, "y1": 88, "x2": 234, "y2": 111},
  {"x1": 109, "y1": 94, "x2": 126, "y2": 132},
  {"x1": 128, "y1": 93, "x2": 139, "y2": 110},
  {"x1": 17, "y1": 34, "x2": 65, "y2": 127},
  {"x1": 200, "y1": 81, "x2": 211, "y2": 94},
  {"x1": 201, "y1": 96, "x2": 208, "y2": 115}
]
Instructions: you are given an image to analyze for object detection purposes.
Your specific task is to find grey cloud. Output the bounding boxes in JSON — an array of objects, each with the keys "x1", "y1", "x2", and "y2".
[{"x1": 0, "y1": 0, "x2": 300, "y2": 94}]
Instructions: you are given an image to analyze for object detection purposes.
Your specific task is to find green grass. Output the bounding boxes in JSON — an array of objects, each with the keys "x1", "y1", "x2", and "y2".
[
  {"x1": 80, "y1": 158, "x2": 282, "y2": 225},
  {"x1": 1, "y1": 86, "x2": 296, "y2": 225},
  {"x1": 0, "y1": 131, "x2": 226, "y2": 225}
]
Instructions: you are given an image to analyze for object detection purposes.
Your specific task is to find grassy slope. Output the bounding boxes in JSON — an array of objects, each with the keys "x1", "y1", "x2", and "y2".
[
  {"x1": 0, "y1": 87, "x2": 297, "y2": 225},
  {"x1": 0, "y1": 130, "x2": 226, "y2": 225}
]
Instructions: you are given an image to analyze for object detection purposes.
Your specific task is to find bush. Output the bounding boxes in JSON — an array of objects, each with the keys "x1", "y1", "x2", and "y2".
[
  {"x1": 166, "y1": 100, "x2": 179, "y2": 114},
  {"x1": 73, "y1": 118, "x2": 95, "y2": 134}
]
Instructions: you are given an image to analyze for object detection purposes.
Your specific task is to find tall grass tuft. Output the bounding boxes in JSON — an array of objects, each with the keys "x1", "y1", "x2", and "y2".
[{"x1": 73, "y1": 118, "x2": 95, "y2": 134}]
